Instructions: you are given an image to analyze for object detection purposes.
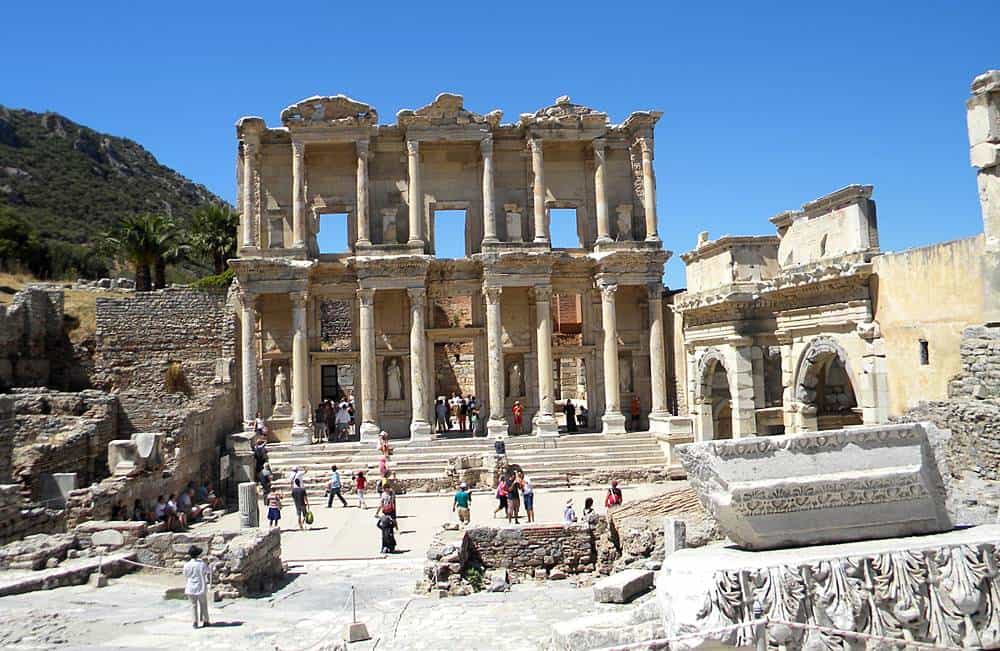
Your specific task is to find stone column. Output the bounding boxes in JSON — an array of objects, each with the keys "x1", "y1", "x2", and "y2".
[
  {"x1": 358, "y1": 288, "x2": 380, "y2": 442},
  {"x1": 406, "y1": 140, "x2": 424, "y2": 248},
  {"x1": 290, "y1": 291, "x2": 310, "y2": 444},
  {"x1": 238, "y1": 482, "x2": 259, "y2": 528},
  {"x1": 529, "y1": 138, "x2": 548, "y2": 244},
  {"x1": 967, "y1": 70, "x2": 1000, "y2": 325},
  {"x1": 408, "y1": 287, "x2": 432, "y2": 440},
  {"x1": 242, "y1": 142, "x2": 257, "y2": 248},
  {"x1": 638, "y1": 137, "x2": 660, "y2": 243},
  {"x1": 239, "y1": 291, "x2": 259, "y2": 430},
  {"x1": 646, "y1": 284, "x2": 669, "y2": 429},
  {"x1": 356, "y1": 139, "x2": 371, "y2": 247},
  {"x1": 593, "y1": 138, "x2": 611, "y2": 245},
  {"x1": 483, "y1": 286, "x2": 507, "y2": 438},
  {"x1": 776, "y1": 332, "x2": 797, "y2": 433},
  {"x1": 599, "y1": 281, "x2": 626, "y2": 434},
  {"x1": 291, "y1": 140, "x2": 306, "y2": 249},
  {"x1": 727, "y1": 339, "x2": 756, "y2": 438},
  {"x1": 481, "y1": 136, "x2": 498, "y2": 245},
  {"x1": 532, "y1": 285, "x2": 558, "y2": 435}
]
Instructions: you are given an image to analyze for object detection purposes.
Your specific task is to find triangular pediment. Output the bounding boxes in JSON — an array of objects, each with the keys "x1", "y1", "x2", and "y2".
[
  {"x1": 396, "y1": 93, "x2": 502, "y2": 129},
  {"x1": 519, "y1": 96, "x2": 608, "y2": 129}
]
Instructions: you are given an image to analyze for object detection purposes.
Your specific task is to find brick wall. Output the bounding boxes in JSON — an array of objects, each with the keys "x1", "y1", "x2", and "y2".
[
  {"x1": 319, "y1": 299, "x2": 352, "y2": 351},
  {"x1": 434, "y1": 341, "x2": 476, "y2": 397},
  {"x1": 432, "y1": 295, "x2": 473, "y2": 328}
]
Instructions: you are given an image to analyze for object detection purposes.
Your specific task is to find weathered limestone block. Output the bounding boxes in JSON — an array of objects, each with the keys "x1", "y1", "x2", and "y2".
[
  {"x1": 677, "y1": 422, "x2": 953, "y2": 550},
  {"x1": 107, "y1": 440, "x2": 139, "y2": 475},
  {"x1": 593, "y1": 569, "x2": 654, "y2": 603},
  {"x1": 658, "y1": 525, "x2": 1000, "y2": 651}
]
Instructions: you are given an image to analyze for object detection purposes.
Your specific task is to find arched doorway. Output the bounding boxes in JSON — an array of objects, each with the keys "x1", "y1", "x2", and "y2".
[
  {"x1": 696, "y1": 350, "x2": 734, "y2": 440},
  {"x1": 795, "y1": 338, "x2": 862, "y2": 431}
]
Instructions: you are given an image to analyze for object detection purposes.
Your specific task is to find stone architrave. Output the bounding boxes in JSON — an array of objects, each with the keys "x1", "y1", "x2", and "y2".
[{"x1": 677, "y1": 422, "x2": 954, "y2": 551}]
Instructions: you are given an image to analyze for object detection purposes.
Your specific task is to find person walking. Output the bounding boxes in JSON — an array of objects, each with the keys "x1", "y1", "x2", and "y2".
[
  {"x1": 519, "y1": 472, "x2": 535, "y2": 523},
  {"x1": 376, "y1": 510, "x2": 397, "y2": 553},
  {"x1": 453, "y1": 481, "x2": 472, "y2": 526},
  {"x1": 183, "y1": 545, "x2": 212, "y2": 629},
  {"x1": 326, "y1": 465, "x2": 347, "y2": 507},
  {"x1": 291, "y1": 478, "x2": 309, "y2": 530},
  {"x1": 266, "y1": 489, "x2": 283, "y2": 528},
  {"x1": 505, "y1": 472, "x2": 521, "y2": 524},
  {"x1": 355, "y1": 470, "x2": 368, "y2": 509},
  {"x1": 512, "y1": 401, "x2": 524, "y2": 434},
  {"x1": 493, "y1": 476, "x2": 508, "y2": 518},
  {"x1": 605, "y1": 479, "x2": 623, "y2": 508},
  {"x1": 258, "y1": 462, "x2": 273, "y2": 495},
  {"x1": 289, "y1": 466, "x2": 306, "y2": 490}
]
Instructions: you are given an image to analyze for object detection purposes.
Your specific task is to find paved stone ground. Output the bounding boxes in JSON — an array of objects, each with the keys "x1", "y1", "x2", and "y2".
[{"x1": 0, "y1": 482, "x2": 681, "y2": 650}]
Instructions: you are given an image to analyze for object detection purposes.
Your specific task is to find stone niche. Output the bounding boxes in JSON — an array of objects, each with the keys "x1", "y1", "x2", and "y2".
[
  {"x1": 677, "y1": 422, "x2": 954, "y2": 550},
  {"x1": 504, "y1": 203, "x2": 523, "y2": 242}
]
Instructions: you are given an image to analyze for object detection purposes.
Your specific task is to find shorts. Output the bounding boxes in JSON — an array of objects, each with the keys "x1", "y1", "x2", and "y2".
[
  {"x1": 294, "y1": 501, "x2": 306, "y2": 516},
  {"x1": 523, "y1": 493, "x2": 534, "y2": 511},
  {"x1": 497, "y1": 495, "x2": 508, "y2": 510},
  {"x1": 267, "y1": 507, "x2": 281, "y2": 521},
  {"x1": 457, "y1": 507, "x2": 470, "y2": 523}
]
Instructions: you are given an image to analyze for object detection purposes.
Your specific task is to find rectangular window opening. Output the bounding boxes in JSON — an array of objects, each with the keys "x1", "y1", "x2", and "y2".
[
  {"x1": 550, "y1": 208, "x2": 582, "y2": 249},
  {"x1": 919, "y1": 340, "x2": 930, "y2": 366},
  {"x1": 317, "y1": 212, "x2": 350, "y2": 254},
  {"x1": 433, "y1": 209, "x2": 468, "y2": 259}
]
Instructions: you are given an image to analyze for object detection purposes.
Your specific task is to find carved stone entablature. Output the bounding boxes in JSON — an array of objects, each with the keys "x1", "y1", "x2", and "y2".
[
  {"x1": 620, "y1": 110, "x2": 663, "y2": 137},
  {"x1": 659, "y1": 524, "x2": 1000, "y2": 651},
  {"x1": 280, "y1": 94, "x2": 378, "y2": 128},
  {"x1": 396, "y1": 93, "x2": 502, "y2": 133},
  {"x1": 593, "y1": 248, "x2": 670, "y2": 279},
  {"x1": 235, "y1": 116, "x2": 266, "y2": 140},
  {"x1": 770, "y1": 257, "x2": 874, "y2": 290},
  {"x1": 479, "y1": 251, "x2": 555, "y2": 278},
  {"x1": 230, "y1": 257, "x2": 314, "y2": 283},
  {"x1": 354, "y1": 255, "x2": 430, "y2": 285},
  {"x1": 673, "y1": 284, "x2": 762, "y2": 313},
  {"x1": 677, "y1": 422, "x2": 954, "y2": 550},
  {"x1": 519, "y1": 96, "x2": 609, "y2": 133}
]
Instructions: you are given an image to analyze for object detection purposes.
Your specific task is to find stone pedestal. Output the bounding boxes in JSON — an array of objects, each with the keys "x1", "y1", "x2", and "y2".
[{"x1": 238, "y1": 482, "x2": 259, "y2": 528}]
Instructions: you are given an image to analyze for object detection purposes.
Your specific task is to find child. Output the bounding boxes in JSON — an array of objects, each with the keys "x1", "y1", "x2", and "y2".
[
  {"x1": 355, "y1": 471, "x2": 368, "y2": 509},
  {"x1": 266, "y1": 490, "x2": 282, "y2": 528}
]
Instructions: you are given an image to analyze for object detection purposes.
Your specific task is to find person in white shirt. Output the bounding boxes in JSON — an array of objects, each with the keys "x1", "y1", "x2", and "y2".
[
  {"x1": 334, "y1": 405, "x2": 351, "y2": 441},
  {"x1": 183, "y1": 545, "x2": 212, "y2": 628},
  {"x1": 289, "y1": 466, "x2": 306, "y2": 489}
]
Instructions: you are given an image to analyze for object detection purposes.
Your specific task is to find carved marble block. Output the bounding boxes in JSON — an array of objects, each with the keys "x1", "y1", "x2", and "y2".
[{"x1": 677, "y1": 422, "x2": 954, "y2": 550}]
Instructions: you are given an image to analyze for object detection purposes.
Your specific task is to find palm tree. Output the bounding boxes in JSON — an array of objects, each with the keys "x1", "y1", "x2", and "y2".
[
  {"x1": 102, "y1": 213, "x2": 187, "y2": 291},
  {"x1": 191, "y1": 204, "x2": 238, "y2": 274},
  {"x1": 101, "y1": 214, "x2": 157, "y2": 291}
]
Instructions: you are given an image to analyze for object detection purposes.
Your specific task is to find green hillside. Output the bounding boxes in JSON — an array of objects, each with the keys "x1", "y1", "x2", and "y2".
[{"x1": 0, "y1": 105, "x2": 227, "y2": 278}]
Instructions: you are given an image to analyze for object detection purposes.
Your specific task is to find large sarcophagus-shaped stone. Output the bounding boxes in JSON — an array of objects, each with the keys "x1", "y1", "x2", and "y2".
[{"x1": 677, "y1": 422, "x2": 954, "y2": 550}]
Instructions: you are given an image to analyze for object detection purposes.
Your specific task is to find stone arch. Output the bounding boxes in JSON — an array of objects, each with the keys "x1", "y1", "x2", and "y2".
[
  {"x1": 793, "y1": 337, "x2": 862, "y2": 431},
  {"x1": 694, "y1": 348, "x2": 733, "y2": 440}
]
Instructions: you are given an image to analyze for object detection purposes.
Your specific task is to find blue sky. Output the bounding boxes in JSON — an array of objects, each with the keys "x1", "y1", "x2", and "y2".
[{"x1": 3, "y1": 1, "x2": 995, "y2": 287}]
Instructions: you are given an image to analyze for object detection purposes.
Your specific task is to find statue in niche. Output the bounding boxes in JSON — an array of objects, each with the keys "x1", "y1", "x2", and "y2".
[
  {"x1": 274, "y1": 365, "x2": 290, "y2": 405},
  {"x1": 616, "y1": 205, "x2": 633, "y2": 241},
  {"x1": 507, "y1": 362, "x2": 523, "y2": 398},
  {"x1": 386, "y1": 358, "x2": 403, "y2": 401},
  {"x1": 382, "y1": 209, "x2": 398, "y2": 243},
  {"x1": 619, "y1": 358, "x2": 633, "y2": 394}
]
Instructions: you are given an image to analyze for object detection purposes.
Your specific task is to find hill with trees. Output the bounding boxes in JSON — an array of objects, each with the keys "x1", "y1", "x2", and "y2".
[{"x1": 0, "y1": 105, "x2": 229, "y2": 279}]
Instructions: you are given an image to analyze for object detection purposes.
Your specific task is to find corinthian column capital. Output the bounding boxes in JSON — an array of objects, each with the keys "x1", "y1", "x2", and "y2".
[
  {"x1": 407, "y1": 286, "x2": 426, "y2": 301},
  {"x1": 291, "y1": 139, "x2": 305, "y2": 159},
  {"x1": 483, "y1": 286, "x2": 503, "y2": 305},
  {"x1": 406, "y1": 140, "x2": 420, "y2": 156},
  {"x1": 599, "y1": 281, "x2": 619, "y2": 298},
  {"x1": 637, "y1": 137, "x2": 653, "y2": 157},
  {"x1": 480, "y1": 136, "x2": 494, "y2": 156},
  {"x1": 532, "y1": 284, "x2": 552, "y2": 302},
  {"x1": 357, "y1": 287, "x2": 376, "y2": 307},
  {"x1": 356, "y1": 139, "x2": 370, "y2": 157},
  {"x1": 529, "y1": 137, "x2": 543, "y2": 155}
]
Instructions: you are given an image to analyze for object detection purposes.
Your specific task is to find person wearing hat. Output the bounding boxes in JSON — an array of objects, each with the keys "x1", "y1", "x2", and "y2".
[
  {"x1": 289, "y1": 466, "x2": 305, "y2": 489},
  {"x1": 453, "y1": 481, "x2": 472, "y2": 526},
  {"x1": 563, "y1": 498, "x2": 578, "y2": 523},
  {"x1": 183, "y1": 545, "x2": 212, "y2": 628}
]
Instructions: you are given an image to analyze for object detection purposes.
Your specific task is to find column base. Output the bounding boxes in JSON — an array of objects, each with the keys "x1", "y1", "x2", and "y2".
[
  {"x1": 645, "y1": 234, "x2": 662, "y2": 244},
  {"x1": 486, "y1": 418, "x2": 508, "y2": 439},
  {"x1": 601, "y1": 412, "x2": 627, "y2": 435},
  {"x1": 647, "y1": 411, "x2": 672, "y2": 435},
  {"x1": 481, "y1": 236, "x2": 499, "y2": 246},
  {"x1": 595, "y1": 236, "x2": 613, "y2": 246},
  {"x1": 407, "y1": 238, "x2": 425, "y2": 249},
  {"x1": 355, "y1": 238, "x2": 372, "y2": 248},
  {"x1": 290, "y1": 423, "x2": 312, "y2": 446},
  {"x1": 533, "y1": 237, "x2": 550, "y2": 246},
  {"x1": 533, "y1": 414, "x2": 559, "y2": 437},
  {"x1": 360, "y1": 422, "x2": 380, "y2": 443},
  {"x1": 409, "y1": 420, "x2": 433, "y2": 441}
]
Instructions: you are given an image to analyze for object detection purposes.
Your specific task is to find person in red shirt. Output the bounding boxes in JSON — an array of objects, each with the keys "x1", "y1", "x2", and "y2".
[
  {"x1": 512, "y1": 401, "x2": 524, "y2": 434},
  {"x1": 354, "y1": 471, "x2": 368, "y2": 509},
  {"x1": 605, "y1": 480, "x2": 623, "y2": 508}
]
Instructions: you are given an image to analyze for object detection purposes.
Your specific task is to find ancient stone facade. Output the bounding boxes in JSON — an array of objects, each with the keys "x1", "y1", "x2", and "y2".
[{"x1": 232, "y1": 93, "x2": 671, "y2": 442}]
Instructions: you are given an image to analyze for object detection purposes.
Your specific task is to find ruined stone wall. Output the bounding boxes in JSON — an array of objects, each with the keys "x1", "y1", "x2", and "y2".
[
  {"x1": 433, "y1": 341, "x2": 475, "y2": 398},
  {"x1": 899, "y1": 325, "x2": 1000, "y2": 478},
  {"x1": 0, "y1": 396, "x2": 12, "y2": 484},
  {"x1": 93, "y1": 287, "x2": 234, "y2": 396},
  {"x1": 0, "y1": 484, "x2": 64, "y2": 546},
  {"x1": 10, "y1": 389, "x2": 119, "y2": 499},
  {"x1": 0, "y1": 287, "x2": 72, "y2": 389},
  {"x1": 464, "y1": 523, "x2": 596, "y2": 578}
]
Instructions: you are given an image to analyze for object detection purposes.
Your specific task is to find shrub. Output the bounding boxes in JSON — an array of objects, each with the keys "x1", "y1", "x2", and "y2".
[{"x1": 191, "y1": 268, "x2": 234, "y2": 290}]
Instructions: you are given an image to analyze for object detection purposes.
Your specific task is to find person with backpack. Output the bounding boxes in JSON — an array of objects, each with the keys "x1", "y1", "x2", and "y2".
[
  {"x1": 605, "y1": 479, "x2": 623, "y2": 508},
  {"x1": 376, "y1": 510, "x2": 397, "y2": 553}
]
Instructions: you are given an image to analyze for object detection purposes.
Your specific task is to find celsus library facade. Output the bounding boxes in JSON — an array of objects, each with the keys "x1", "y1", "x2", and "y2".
[{"x1": 233, "y1": 77, "x2": 997, "y2": 446}]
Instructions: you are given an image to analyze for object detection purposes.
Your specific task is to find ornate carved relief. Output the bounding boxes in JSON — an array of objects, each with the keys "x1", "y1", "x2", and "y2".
[
  {"x1": 281, "y1": 95, "x2": 377, "y2": 127},
  {"x1": 396, "y1": 92, "x2": 502, "y2": 129}
]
